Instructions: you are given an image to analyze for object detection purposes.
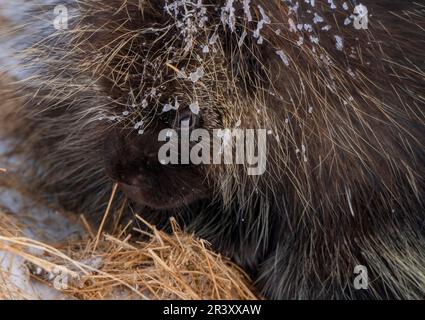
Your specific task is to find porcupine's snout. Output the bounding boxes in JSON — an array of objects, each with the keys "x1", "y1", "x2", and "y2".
[{"x1": 102, "y1": 108, "x2": 209, "y2": 210}]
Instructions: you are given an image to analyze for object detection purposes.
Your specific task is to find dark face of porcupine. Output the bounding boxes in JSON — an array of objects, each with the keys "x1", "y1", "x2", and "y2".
[
  {"x1": 2, "y1": 0, "x2": 271, "y2": 211},
  {"x1": 2, "y1": 0, "x2": 425, "y2": 299},
  {"x1": 75, "y1": 0, "x2": 275, "y2": 210}
]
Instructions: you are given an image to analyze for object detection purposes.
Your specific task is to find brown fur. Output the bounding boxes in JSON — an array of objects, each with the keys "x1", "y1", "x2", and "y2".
[{"x1": 1, "y1": 0, "x2": 425, "y2": 299}]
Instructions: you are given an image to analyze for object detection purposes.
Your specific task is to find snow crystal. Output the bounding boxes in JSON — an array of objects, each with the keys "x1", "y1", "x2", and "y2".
[
  {"x1": 303, "y1": 24, "x2": 313, "y2": 33},
  {"x1": 134, "y1": 121, "x2": 144, "y2": 130},
  {"x1": 243, "y1": 0, "x2": 252, "y2": 22},
  {"x1": 202, "y1": 45, "x2": 210, "y2": 53},
  {"x1": 347, "y1": 68, "x2": 355, "y2": 78},
  {"x1": 189, "y1": 67, "x2": 204, "y2": 83},
  {"x1": 344, "y1": 17, "x2": 352, "y2": 26},
  {"x1": 253, "y1": 5, "x2": 271, "y2": 43},
  {"x1": 327, "y1": 0, "x2": 336, "y2": 10},
  {"x1": 313, "y1": 13, "x2": 324, "y2": 24},
  {"x1": 305, "y1": 0, "x2": 316, "y2": 7},
  {"x1": 162, "y1": 98, "x2": 180, "y2": 113},
  {"x1": 208, "y1": 33, "x2": 219, "y2": 45},
  {"x1": 162, "y1": 104, "x2": 173, "y2": 113},
  {"x1": 335, "y1": 35, "x2": 344, "y2": 51},
  {"x1": 164, "y1": 0, "x2": 210, "y2": 51},
  {"x1": 354, "y1": 4, "x2": 368, "y2": 17},
  {"x1": 288, "y1": 2, "x2": 299, "y2": 15},
  {"x1": 276, "y1": 50, "x2": 290, "y2": 66},
  {"x1": 189, "y1": 101, "x2": 200, "y2": 115},
  {"x1": 310, "y1": 35, "x2": 319, "y2": 45},
  {"x1": 221, "y1": 0, "x2": 236, "y2": 32},
  {"x1": 288, "y1": 18, "x2": 297, "y2": 33},
  {"x1": 296, "y1": 36, "x2": 304, "y2": 46}
]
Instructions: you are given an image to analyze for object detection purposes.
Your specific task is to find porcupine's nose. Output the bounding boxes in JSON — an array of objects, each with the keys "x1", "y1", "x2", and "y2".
[{"x1": 103, "y1": 129, "x2": 161, "y2": 186}]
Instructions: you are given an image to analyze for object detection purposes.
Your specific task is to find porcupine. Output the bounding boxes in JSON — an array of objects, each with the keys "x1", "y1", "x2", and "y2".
[{"x1": 1, "y1": 0, "x2": 425, "y2": 299}]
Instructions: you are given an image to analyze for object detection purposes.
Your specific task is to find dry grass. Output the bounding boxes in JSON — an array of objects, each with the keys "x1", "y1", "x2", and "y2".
[{"x1": 0, "y1": 187, "x2": 258, "y2": 300}]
